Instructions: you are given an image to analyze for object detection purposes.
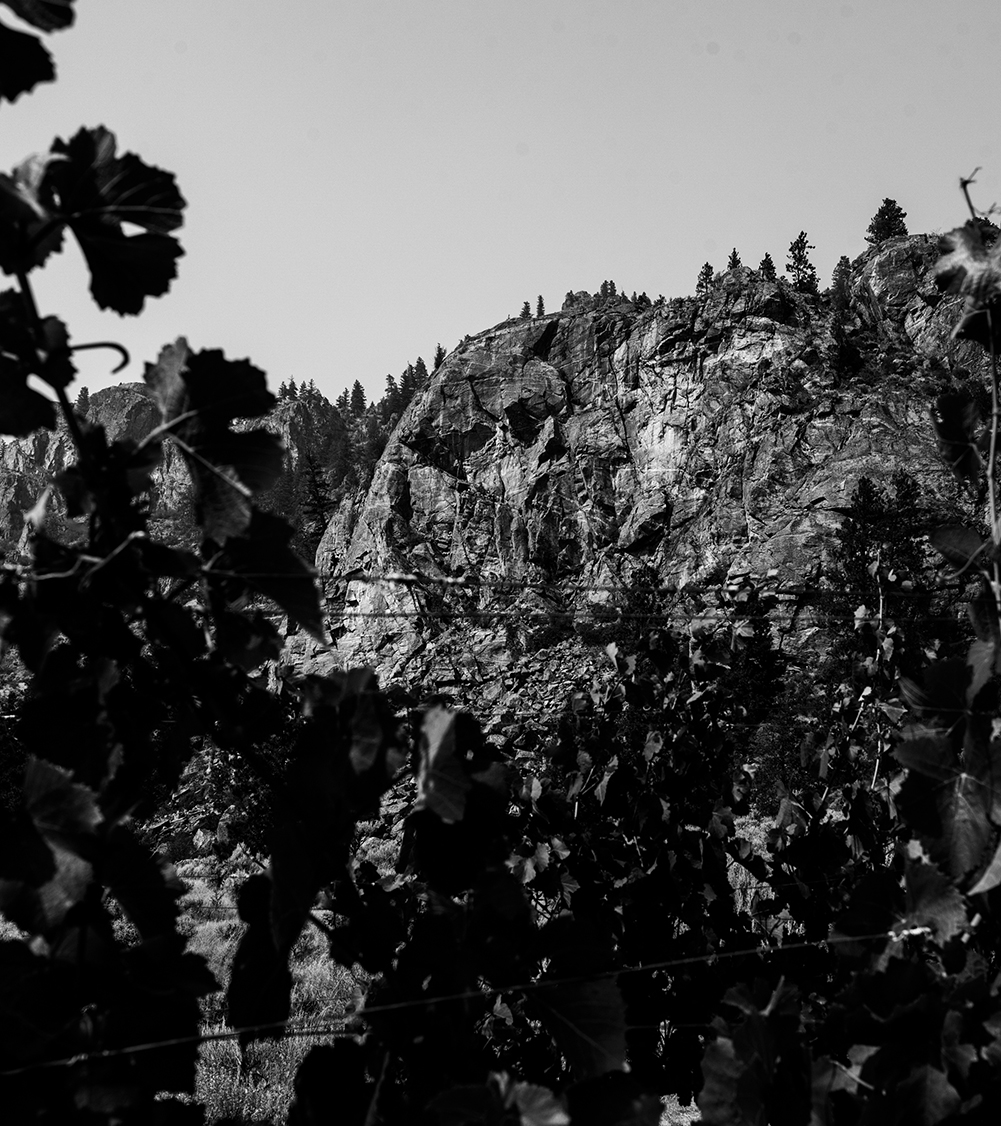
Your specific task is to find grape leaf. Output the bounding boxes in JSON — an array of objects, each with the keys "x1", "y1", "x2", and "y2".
[
  {"x1": 512, "y1": 1082, "x2": 571, "y2": 1126},
  {"x1": 0, "y1": 19, "x2": 53, "y2": 104},
  {"x1": 145, "y1": 340, "x2": 283, "y2": 544},
  {"x1": 0, "y1": 154, "x2": 65, "y2": 274},
  {"x1": 533, "y1": 977, "x2": 628, "y2": 1080},
  {"x1": 0, "y1": 759, "x2": 101, "y2": 937},
  {"x1": 929, "y1": 525, "x2": 988, "y2": 576},
  {"x1": 967, "y1": 637, "x2": 999, "y2": 706},
  {"x1": 930, "y1": 391, "x2": 982, "y2": 482},
  {"x1": 212, "y1": 510, "x2": 324, "y2": 640},
  {"x1": 415, "y1": 705, "x2": 472, "y2": 823},
  {"x1": 969, "y1": 835, "x2": 1001, "y2": 896},
  {"x1": 900, "y1": 860, "x2": 967, "y2": 944},
  {"x1": 45, "y1": 126, "x2": 185, "y2": 313},
  {"x1": 75, "y1": 228, "x2": 183, "y2": 315},
  {"x1": 939, "y1": 773, "x2": 992, "y2": 880},
  {"x1": 893, "y1": 731, "x2": 954, "y2": 782},
  {"x1": 0, "y1": 371, "x2": 55, "y2": 434},
  {"x1": 2, "y1": 0, "x2": 76, "y2": 32},
  {"x1": 893, "y1": 1065, "x2": 960, "y2": 1126},
  {"x1": 935, "y1": 222, "x2": 1001, "y2": 305}
]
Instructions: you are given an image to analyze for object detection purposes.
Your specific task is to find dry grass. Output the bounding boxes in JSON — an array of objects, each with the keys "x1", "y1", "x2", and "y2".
[{"x1": 173, "y1": 856, "x2": 364, "y2": 1125}]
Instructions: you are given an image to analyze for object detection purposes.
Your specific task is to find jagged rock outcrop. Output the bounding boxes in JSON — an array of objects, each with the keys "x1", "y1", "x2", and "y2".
[
  {"x1": 0, "y1": 383, "x2": 341, "y2": 554},
  {"x1": 311, "y1": 236, "x2": 982, "y2": 698}
]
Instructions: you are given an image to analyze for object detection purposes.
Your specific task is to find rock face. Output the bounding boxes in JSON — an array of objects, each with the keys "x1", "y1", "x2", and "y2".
[
  {"x1": 314, "y1": 236, "x2": 981, "y2": 692},
  {"x1": 0, "y1": 383, "x2": 340, "y2": 554}
]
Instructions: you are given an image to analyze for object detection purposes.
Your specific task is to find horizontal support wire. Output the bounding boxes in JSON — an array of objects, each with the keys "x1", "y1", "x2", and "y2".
[{"x1": 0, "y1": 928, "x2": 897, "y2": 1078}]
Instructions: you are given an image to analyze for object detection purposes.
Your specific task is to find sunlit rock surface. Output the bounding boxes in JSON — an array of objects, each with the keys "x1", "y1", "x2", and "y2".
[{"x1": 316, "y1": 236, "x2": 981, "y2": 695}]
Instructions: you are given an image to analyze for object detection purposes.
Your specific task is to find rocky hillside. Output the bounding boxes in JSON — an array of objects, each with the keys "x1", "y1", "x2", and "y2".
[
  {"x1": 0, "y1": 381, "x2": 342, "y2": 558},
  {"x1": 292, "y1": 235, "x2": 984, "y2": 714},
  {"x1": 1, "y1": 237, "x2": 986, "y2": 728}
]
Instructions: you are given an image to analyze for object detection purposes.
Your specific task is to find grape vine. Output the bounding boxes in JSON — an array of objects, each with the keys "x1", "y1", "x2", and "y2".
[{"x1": 5, "y1": 8, "x2": 1001, "y2": 1125}]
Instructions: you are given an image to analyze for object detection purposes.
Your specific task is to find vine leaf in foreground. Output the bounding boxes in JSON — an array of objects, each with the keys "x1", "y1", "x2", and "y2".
[
  {"x1": 47, "y1": 125, "x2": 185, "y2": 313},
  {"x1": 698, "y1": 981, "x2": 810, "y2": 1126},
  {"x1": 0, "y1": 18, "x2": 54, "y2": 103},
  {"x1": 930, "y1": 391, "x2": 983, "y2": 483},
  {"x1": 0, "y1": 124, "x2": 184, "y2": 312},
  {"x1": 145, "y1": 339, "x2": 286, "y2": 545},
  {"x1": 0, "y1": 288, "x2": 70, "y2": 434},
  {"x1": 935, "y1": 222, "x2": 1001, "y2": 351},
  {"x1": 415, "y1": 705, "x2": 473, "y2": 823}
]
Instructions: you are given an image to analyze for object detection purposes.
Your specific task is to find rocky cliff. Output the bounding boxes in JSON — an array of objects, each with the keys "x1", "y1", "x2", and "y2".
[
  {"x1": 1, "y1": 238, "x2": 984, "y2": 728},
  {"x1": 0, "y1": 382, "x2": 341, "y2": 555},
  {"x1": 300, "y1": 236, "x2": 983, "y2": 711}
]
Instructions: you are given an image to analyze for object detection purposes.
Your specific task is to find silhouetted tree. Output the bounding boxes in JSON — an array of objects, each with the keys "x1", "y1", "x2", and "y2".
[
  {"x1": 758, "y1": 253, "x2": 777, "y2": 280},
  {"x1": 696, "y1": 262, "x2": 715, "y2": 296},
  {"x1": 381, "y1": 373, "x2": 402, "y2": 420},
  {"x1": 536, "y1": 295, "x2": 545, "y2": 317},
  {"x1": 727, "y1": 248, "x2": 741, "y2": 270},
  {"x1": 350, "y1": 380, "x2": 366, "y2": 415},
  {"x1": 831, "y1": 255, "x2": 852, "y2": 315},
  {"x1": 865, "y1": 198, "x2": 908, "y2": 244},
  {"x1": 520, "y1": 301, "x2": 531, "y2": 320},
  {"x1": 787, "y1": 232, "x2": 819, "y2": 294},
  {"x1": 287, "y1": 377, "x2": 299, "y2": 400},
  {"x1": 335, "y1": 388, "x2": 350, "y2": 415},
  {"x1": 433, "y1": 343, "x2": 446, "y2": 370},
  {"x1": 74, "y1": 385, "x2": 90, "y2": 416}
]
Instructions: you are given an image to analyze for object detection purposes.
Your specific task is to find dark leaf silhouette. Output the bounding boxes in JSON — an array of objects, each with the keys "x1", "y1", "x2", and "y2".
[
  {"x1": 416, "y1": 705, "x2": 472, "y2": 823},
  {"x1": 3, "y1": 1, "x2": 76, "y2": 32},
  {"x1": 0, "y1": 154, "x2": 64, "y2": 272},
  {"x1": 212, "y1": 510, "x2": 324, "y2": 640},
  {"x1": 935, "y1": 222, "x2": 1001, "y2": 303},
  {"x1": 929, "y1": 525, "x2": 988, "y2": 575},
  {"x1": 45, "y1": 125, "x2": 185, "y2": 313},
  {"x1": 534, "y1": 977, "x2": 628, "y2": 1080},
  {"x1": 901, "y1": 860, "x2": 967, "y2": 944},
  {"x1": 930, "y1": 391, "x2": 982, "y2": 482},
  {"x1": 0, "y1": 20, "x2": 53, "y2": 104},
  {"x1": 75, "y1": 228, "x2": 183, "y2": 314}
]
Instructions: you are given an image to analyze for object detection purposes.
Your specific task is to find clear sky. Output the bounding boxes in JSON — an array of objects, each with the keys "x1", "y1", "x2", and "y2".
[{"x1": 5, "y1": 0, "x2": 1000, "y2": 403}]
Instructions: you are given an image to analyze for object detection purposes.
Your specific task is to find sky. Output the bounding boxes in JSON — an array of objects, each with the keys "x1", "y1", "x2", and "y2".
[{"x1": 4, "y1": 0, "x2": 1000, "y2": 404}]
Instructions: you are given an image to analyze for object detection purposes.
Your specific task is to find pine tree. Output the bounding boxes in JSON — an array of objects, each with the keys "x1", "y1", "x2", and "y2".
[
  {"x1": 865, "y1": 198, "x2": 908, "y2": 244},
  {"x1": 350, "y1": 379, "x2": 367, "y2": 415},
  {"x1": 536, "y1": 295, "x2": 545, "y2": 317},
  {"x1": 787, "y1": 232, "x2": 819, "y2": 294},
  {"x1": 335, "y1": 388, "x2": 350, "y2": 415},
  {"x1": 382, "y1": 373, "x2": 402, "y2": 420},
  {"x1": 520, "y1": 301, "x2": 532, "y2": 320},
  {"x1": 727, "y1": 248, "x2": 741, "y2": 270},
  {"x1": 696, "y1": 262, "x2": 715, "y2": 296},
  {"x1": 74, "y1": 385, "x2": 90, "y2": 417},
  {"x1": 599, "y1": 280, "x2": 609, "y2": 300},
  {"x1": 399, "y1": 363, "x2": 417, "y2": 406},
  {"x1": 829, "y1": 255, "x2": 859, "y2": 380},
  {"x1": 278, "y1": 380, "x2": 288, "y2": 399},
  {"x1": 758, "y1": 253, "x2": 777, "y2": 280},
  {"x1": 299, "y1": 452, "x2": 332, "y2": 557},
  {"x1": 288, "y1": 377, "x2": 298, "y2": 400},
  {"x1": 413, "y1": 356, "x2": 429, "y2": 385},
  {"x1": 831, "y1": 255, "x2": 852, "y2": 316},
  {"x1": 433, "y1": 343, "x2": 446, "y2": 370}
]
